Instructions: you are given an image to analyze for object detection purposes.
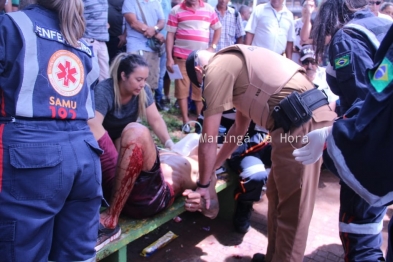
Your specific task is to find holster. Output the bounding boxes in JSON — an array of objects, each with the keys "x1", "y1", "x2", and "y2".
[{"x1": 272, "y1": 88, "x2": 329, "y2": 133}]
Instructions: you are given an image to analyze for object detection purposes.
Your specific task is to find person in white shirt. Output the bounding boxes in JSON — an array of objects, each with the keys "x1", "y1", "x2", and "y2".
[
  {"x1": 244, "y1": 0, "x2": 295, "y2": 59},
  {"x1": 380, "y1": 2, "x2": 393, "y2": 19},
  {"x1": 369, "y1": 0, "x2": 393, "y2": 20}
]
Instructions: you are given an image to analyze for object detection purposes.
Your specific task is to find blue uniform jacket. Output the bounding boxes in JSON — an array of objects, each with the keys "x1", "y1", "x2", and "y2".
[
  {"x1": 327, "y1": 24, "x2": 393, "y2": 207},
  {"x1": 326, "y1": 10, "x2": 392, "y2": 114},
  {"x1": 0, "y1": 5, "x2": 99, "y2": 120}
]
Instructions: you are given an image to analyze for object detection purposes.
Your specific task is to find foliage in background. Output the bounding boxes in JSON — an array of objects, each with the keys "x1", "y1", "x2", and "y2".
[{"x1": 140, "y1": 106, "x2": 185, "y2": 148}]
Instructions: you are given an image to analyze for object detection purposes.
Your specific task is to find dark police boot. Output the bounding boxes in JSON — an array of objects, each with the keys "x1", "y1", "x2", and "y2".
[{"x1": 233, "y1": 201, "x2": 253, "y2": 233}]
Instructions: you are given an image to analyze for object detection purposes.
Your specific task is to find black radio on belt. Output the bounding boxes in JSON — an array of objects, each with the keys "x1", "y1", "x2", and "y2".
[{"x1": 272, "y1": 88, "x2": 328, "y2": 133}]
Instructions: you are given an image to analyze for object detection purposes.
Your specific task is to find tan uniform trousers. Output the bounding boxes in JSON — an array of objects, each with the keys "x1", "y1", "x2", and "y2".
[{"x1": 265, "y1": 76, "x2": 336, "y2": 262}]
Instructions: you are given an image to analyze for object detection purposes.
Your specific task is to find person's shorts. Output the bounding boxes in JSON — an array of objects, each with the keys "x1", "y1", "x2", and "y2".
[
  {"x1": 12, "y1": 0, "x2": 19, "y2": 6},
  {"x1": 174, "y1": 57, "x2": 202, "y2": 101},
  {"x1": 103, "y1": 149, "x2": 175, "y2": 219}
]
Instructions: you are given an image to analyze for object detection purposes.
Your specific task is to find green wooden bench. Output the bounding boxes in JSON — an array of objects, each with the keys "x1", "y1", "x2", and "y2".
[{"x1": 96, "y1": 168, "x2": 237, "y2": 262}]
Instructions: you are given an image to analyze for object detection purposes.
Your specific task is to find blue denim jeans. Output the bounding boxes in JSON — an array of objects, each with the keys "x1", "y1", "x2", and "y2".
[{"x1": 155, "y1": 46, "x2": 167, "y2": 103}]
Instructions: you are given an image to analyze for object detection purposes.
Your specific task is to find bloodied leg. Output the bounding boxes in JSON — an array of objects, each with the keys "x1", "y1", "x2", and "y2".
[{"x1": 99, "y1": 123, "x2": 158, "y2": 228}]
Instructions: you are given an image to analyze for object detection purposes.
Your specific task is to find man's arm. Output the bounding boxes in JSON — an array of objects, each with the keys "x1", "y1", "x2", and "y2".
[
  {"x1": 208, "y1": 28, "x2": 221, "y2": 52},
  {"x1": 194, "y1": 113, "x2": 222, "y2": 209},
  {"x1": 198, "y1": 113, "x2": 222, "y2": 186},
  {"x1": 214, "y1": 110, "x2": 250, "y2": 169},
  {"x1": 152, "y1": 18, "x2": 166, "y2": 38},
  {"x1": 183, "y1": 112, "x2": 250, "y2": 217},
  {"x1": 235, "y1": 36, "x2": 244, "y2": 44},
  {"x1": 244, "y1": 32, "x2": 254, "y2": 45},
  {"x1": 124, "y1": 13, "x2": 149, "y2": 34},
  {"x1": 300, "y1": 0, "x2": 314, "y2": 45},
  {"x1": 285, "y1": 41, "x2": 293, "y2": 59},
  {"x1": 124, "y1": 14, "x2": 165, "y2": 38},
  {"x1": 327, "y1": 36, "x2": 374, "y2": 112},
  {"x1": 165, "y1": 31, "x2": 175, "y2": 73}
]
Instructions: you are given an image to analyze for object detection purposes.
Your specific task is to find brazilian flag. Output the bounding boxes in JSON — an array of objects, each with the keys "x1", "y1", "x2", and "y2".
[
  {"x1": 334, "y1": 54, "x2": 350, "y2": 69},
  {"x1": 369, "y1": 57, "x2": 393, "y2": 93}
]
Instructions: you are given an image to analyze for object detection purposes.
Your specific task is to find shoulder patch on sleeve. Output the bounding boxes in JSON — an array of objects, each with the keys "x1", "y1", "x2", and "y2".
[
  {"x1": 369, "y1": 57, "x2": 393, "y2": 93},
  {"x1": 334, "y1": 53, "x2": 351, "y2": 69}
]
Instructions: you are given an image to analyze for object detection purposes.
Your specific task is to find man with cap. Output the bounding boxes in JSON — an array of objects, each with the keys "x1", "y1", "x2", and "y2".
[
  {"x1": 299, "y1": 45, "x2": 338, "y2": 109},
  {"x1": 182, "y1": 44, "x2": 336, "y2": 262}
]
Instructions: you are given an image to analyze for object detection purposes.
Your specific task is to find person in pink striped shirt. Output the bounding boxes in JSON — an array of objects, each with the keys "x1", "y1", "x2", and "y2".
[{"x1": 166, "y1": 0, "x2": 221, "y2": 132}]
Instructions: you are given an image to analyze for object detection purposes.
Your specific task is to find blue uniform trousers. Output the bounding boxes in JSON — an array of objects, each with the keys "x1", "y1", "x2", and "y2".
[
  {"x1": 227, "y1": 144, "x2": 272, "y2": 202},
  {"x1": 323, "y1": 150, "x2": 386, "y2": 261},
  {"x1": 0, "y1": 119, "x2": 102, "y2": 262}
]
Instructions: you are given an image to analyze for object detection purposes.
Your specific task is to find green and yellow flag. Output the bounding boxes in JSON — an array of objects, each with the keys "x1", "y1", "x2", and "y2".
[
  {"x1": 369, "y1": 58, "x2": 393, "y2": 93},
  {"x1": 334, "y1": 54, "x2": 350, "y2": 69}
]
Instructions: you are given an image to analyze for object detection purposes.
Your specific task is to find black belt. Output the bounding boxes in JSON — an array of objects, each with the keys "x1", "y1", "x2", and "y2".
[
  {"x1": 272, "y1": 88, "x2": 329, "y2": 133},
  {"x1": 301, "y1": 88, "x2": 329, "y2": 111}
]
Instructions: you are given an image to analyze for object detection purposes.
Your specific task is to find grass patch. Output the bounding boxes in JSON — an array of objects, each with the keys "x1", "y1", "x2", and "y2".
[{"x1": 141, "y1": 105, "x2": 185, "y2": 147}]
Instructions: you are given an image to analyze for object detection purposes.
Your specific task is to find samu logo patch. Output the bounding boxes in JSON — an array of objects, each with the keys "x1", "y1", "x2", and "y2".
[
  {"x1": 47, "y1": 50, "x2": 84, "y2": 97},
  {"x1": 334, "y1": 54, "x2": 350, "y2": 69}
]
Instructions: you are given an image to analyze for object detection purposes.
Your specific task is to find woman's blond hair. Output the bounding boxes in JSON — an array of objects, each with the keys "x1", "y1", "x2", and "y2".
[
  {"x1": 37, "y1": 0, "x2": 85, "y2": 47},
  {"x1": 109, "y1": 53, "x2": 149, "y2": 119}
]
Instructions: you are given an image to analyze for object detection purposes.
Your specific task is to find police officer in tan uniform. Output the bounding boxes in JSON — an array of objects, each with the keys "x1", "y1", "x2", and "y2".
[{"x1": 183, "y1": 44, "x2": 336, "y2": 262}]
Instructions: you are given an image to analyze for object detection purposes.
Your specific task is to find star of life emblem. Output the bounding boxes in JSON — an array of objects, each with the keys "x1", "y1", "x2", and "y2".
[{"x1": 48, "y1": 50, "x2": 84, "y2": 97}]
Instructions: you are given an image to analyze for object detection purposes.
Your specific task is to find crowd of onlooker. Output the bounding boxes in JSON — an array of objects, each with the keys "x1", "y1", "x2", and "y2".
[{"x1": 2, "y1": 0, "x2": 392, "y2": 125}]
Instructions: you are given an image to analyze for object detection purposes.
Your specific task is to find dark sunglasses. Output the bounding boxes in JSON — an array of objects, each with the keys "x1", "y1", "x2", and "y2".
[
  {"x1": 301, "y1": 59, "x2": 318, "y2": 66},
  {"x1": 369, "y1": 1, "x2": 381, "y2": 5}
]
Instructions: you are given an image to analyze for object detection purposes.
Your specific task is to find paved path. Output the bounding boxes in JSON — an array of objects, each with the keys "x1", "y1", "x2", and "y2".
[{"x1": 127, "y1": 170, "x2": 391, "y2": 261}]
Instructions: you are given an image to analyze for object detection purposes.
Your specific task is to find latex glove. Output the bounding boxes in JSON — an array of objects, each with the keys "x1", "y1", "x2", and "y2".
[
  {"x1": 292, "y1": 126, "x2": 331, "y2": 165},
  {"x1": 164, "y1": 139, "x2": 175, "y2": 150}
]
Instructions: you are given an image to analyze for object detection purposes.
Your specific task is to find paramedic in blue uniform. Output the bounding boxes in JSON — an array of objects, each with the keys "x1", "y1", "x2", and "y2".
[
  {"x1": 294, "y1": 24, "x2": 393, "y2": 261},
  {"x1": 305, "y1": 0, "x2": 391, "y2": 260},
  {"x1": 0, "y1": 1, "x2": 102, "y2": 261}
]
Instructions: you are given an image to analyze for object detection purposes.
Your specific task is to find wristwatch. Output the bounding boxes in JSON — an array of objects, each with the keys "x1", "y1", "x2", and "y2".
[
  {"x1": 154, "y1": 25, "x2": 160, "y2": 34},
  {"x1": 210, "y1": 44, "x2": 217, "y2": 50}
]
